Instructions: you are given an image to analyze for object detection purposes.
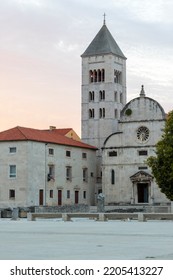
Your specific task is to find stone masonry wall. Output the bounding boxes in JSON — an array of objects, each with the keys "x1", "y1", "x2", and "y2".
[{"x1": 35, "y1": 204, "x2": 89, "y2": 213}]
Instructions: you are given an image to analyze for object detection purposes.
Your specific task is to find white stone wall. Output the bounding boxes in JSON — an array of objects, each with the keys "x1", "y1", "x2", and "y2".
[
  {"x1": 0, "y1": 141, "x2": 96, "y2": 208},
  {"x1": 102, "y1": 96, "x2": 169, "y2": 205},
  {"x1": 0, "y1": 141, "x2": 29, "y2": 208},
  {"x1": 102, "y1": 146, "x2": 168, "y2": 205}
]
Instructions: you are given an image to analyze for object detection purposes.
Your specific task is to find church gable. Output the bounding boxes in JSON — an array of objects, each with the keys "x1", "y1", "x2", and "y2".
[{"x1": 120, "y1": 87, "x2": 166, "y2": 122}]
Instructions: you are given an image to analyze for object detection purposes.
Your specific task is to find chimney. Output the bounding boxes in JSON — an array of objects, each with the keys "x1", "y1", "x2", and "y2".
[{"x1": 49, "y1": 126, "x2": 56, "y2": 131}]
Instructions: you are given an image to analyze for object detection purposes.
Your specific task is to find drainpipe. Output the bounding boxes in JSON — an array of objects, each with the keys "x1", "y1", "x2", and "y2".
[{"x1": 45, "y1": 143, "x2": 48, "y2": 206}]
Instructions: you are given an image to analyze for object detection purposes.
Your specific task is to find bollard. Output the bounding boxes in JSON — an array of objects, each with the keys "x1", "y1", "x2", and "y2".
[
  {"x1": 98, "y1": 213, "x2": 106, "y2": 221},
  {"x1": 27, "y1": 212, "x2": 35, "y2": 221},
  {"x1": 138, "y1": 213, "x2": 146, "y2": 222},
  {"x1": 62, "y1": 213, "x2": 71, "y2": 222}
]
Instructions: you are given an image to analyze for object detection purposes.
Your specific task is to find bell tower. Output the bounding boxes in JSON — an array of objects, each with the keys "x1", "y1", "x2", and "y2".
[{"x1": 81, "y1": 18, "x2": 127, "y2": 192}]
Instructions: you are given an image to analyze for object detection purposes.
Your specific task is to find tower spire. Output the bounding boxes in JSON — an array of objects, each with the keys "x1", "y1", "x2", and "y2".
[{"x1": 103, "y1": 13, "x2": 106, "y2": 25}]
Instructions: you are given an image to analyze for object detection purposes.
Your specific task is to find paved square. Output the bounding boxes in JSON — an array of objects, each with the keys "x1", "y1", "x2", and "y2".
[{"x1": 0, "y1": 219, "x2": 173, "y2": 260}]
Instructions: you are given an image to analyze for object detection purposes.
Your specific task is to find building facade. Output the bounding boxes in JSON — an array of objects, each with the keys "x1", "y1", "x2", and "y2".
[
  {"x1": 81, "y1": 21, "x2": 169, "y2": 205},
  {"x1": 102, "y1": 87, "x2": 168, "y2": 205},
  {"x1": 0, "y1": 126, "x2": 96, "y2": 208}
]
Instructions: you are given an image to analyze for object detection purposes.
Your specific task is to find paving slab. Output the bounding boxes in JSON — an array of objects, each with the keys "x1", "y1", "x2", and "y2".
[{"x1": 0, "y1": 219, "x2": 173, "y2": 260}]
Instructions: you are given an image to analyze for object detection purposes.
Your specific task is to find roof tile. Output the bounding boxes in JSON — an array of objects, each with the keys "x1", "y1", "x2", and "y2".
[{"x1": 0, "y1": 126, "x2": 97, "y2": 150}]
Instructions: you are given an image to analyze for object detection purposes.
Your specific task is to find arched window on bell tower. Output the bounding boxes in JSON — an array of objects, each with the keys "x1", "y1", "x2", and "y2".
[
  {"x1": 89, "y1": 70, "x2": 93, "y2": 83},
  {"x1": 89, "y1": 109, "x2": 95, "y2": 118},
  {"x1": 89, "y1": 91, "x2": 94, "y2": 101},
  {"x1": 98, "y1": 69, "x2": 101, "y2": 82},
  {"x1": 101, "y1": 69, "x2": 105, "y2": 82}
]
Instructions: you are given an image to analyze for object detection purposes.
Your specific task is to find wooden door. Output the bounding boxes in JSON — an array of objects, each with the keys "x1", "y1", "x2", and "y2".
[
  {"x1": 58, "y1": 190, "x2": 62, "y2": 206},
  {"x1": 75, "y1": 190, "x2": 79, "y2": 204}
]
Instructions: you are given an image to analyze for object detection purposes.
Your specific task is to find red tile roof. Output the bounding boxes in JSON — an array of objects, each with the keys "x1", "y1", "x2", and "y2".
[{"x1": 0, "y1": 126, "x2": 97, "y2": 150}]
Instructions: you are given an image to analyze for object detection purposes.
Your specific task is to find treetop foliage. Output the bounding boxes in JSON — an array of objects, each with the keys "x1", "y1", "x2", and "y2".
[{"x1": 147, "y1": 110, "x2": 173, "y2": 201}]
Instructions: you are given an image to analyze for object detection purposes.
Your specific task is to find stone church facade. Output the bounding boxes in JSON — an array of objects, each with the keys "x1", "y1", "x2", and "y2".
[{"x1": 81, "y1": 20, "x2": 169, "y2": 206}]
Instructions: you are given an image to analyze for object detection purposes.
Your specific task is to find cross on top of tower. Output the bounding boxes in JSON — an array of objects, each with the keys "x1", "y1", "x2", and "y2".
[{"x1": 103, "y1": 13, "x2": 106, "y2": 25}]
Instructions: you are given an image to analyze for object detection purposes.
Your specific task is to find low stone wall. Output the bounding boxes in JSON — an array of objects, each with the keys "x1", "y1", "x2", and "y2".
[
  {"x1": 27, "y1": 212, "x2": 173, "y2": 222},
  {"x1": 35, "y1": 204, "x2": 89, "y2": 213},
  {"x1": 96, "y1": 205, "x2": 170, "y2": 213},
  {"x1": 0, "y1": 204, "x2": 171, "y2": 219}
]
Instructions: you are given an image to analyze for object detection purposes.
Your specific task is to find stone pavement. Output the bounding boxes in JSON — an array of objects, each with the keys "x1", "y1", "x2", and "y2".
[{"x1": 0, "y1": 218, "x2": 173, "y2": 260}]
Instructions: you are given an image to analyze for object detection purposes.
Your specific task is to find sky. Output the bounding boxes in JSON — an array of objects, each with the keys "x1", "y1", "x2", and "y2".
[{"x1": 0, "y1": 0, "x2": 173, "y2": 136}]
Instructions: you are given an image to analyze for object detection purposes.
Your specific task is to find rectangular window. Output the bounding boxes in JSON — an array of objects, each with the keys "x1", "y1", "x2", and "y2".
[
  {"x1": 9, "y1": 189, "x2": 15, "y2": 199},
  {"x1": 66, "y1": 166, "x2": 72, "y2": 181},
  {"x1": 90, "y1": 172, "x2": 94, "y2": 177},
  {"x1": 66, "y1": 150, "x2": 71, "y2": 157},
  {"x1": 9, "y1": 147, "x2": 17, "y2": 153},
  {"x1": 50, "y1": 190, "x2": 53, "y2": 198},
  {"x1": 82, "y1": 152, "x2": 87, "y2": 159},
  {"x1": 108, "y1": 151, "x2": 117, "y2": 157},
  {"x1": 111, "y1": 169, "x2": 115, "y2": 185},
  {"x1": 83, "y1": 191, "x2": 86, "y2": 199},
  {"x1": 83, "y1": 168, "x2": 88, "y2": 182},
  {"x1": 138, "y1": 150, "x2": 148, "y2": 156},
  {"x1": 49, "y1": 148, "x2": 54, "y2": 155},
  {"x1": 67, "y1": 190, "x2": 70, "y2": 199},
  {"x1": 9, "y1": 165, "x2": 16, "y2": 178},
  {"x1": 47, "y1": 165, "x2": 55, "y2": 181},
  {"x1": 138, "y1": 166, "x2": 148, "y2": 170}
]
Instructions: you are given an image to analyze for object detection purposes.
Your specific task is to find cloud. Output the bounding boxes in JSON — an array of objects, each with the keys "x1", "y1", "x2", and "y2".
[
  {"x1": 54, "y1": 40, "x2": 79, "y2": 54},
  {"x1": 15, "y1": 0, "x2": 45, "y2": 8},
  {"x1": 0, "y1": 0, "x2": 173, "y2": 132}
]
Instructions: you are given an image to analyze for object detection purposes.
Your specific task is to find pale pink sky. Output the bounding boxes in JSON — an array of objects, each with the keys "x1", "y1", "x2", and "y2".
[{"x1": 0, "y1": 0, "x2": 173, "y2": 136}]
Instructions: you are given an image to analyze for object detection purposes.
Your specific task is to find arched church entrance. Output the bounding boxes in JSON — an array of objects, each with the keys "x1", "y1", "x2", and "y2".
[{"x1": 130, "y1": 171, "x2": 153, "y2": 204}]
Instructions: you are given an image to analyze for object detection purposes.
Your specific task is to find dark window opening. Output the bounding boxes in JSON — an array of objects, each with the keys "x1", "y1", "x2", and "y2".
[
  {"x1": 49, "y1": 148, "x2": 54, "y2": 155},
  {"x1": 111, "y1": 169, "x2": 115, "y2": 185},
  {"x1": 66, "y1": 150, "x2": 71, "y2": 157},
  {"x1": 89, "y1": 69, "x2": 105, "y2": 83},
  {"x1": 47, "y1": 165, "x2": 55, "y2": 181},
  {"x1": 50, "y1": 190, "x2": 53, "y2": 198},
  {"x1": 66, "y1": 166, "x2": 72, "y2": 181},
  {"x1": 9, "y1": 189, "x2": 15, "y2": 199},
  {"x1": 67, "y1": 190, "x2": 70, "y2": 199},
  {"x1": 82, "y1": 152, "x2": 87, "y2": 159},
  {"x1": 109, "y1": 151, "x2": 117, "y2": 157},
  {"x1": 83, "y1": 191, "x2": 86, "y2": 199},
  {"x1": 89, "y1": 109, "x2": 95, "y2": 118},
  {"x1": 9, "y1": 147, "x2": 17, "y2": 153},
  {"x1": 138, "y1": 150, "x2": 148, "y2": 156},
  {"x1": 138, "y1": 166, "x2": 148, "y2": 170}
]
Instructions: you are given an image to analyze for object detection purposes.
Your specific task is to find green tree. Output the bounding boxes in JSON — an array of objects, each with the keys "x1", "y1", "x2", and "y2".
[{"x1": 147, "y1": 110, "x2": 173, "y2": 201}]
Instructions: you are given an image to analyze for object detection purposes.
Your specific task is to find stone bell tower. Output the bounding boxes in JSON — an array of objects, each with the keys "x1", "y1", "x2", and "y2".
[{"x1": 81, "y1": 17, "x2": 127, "y2": 192}]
